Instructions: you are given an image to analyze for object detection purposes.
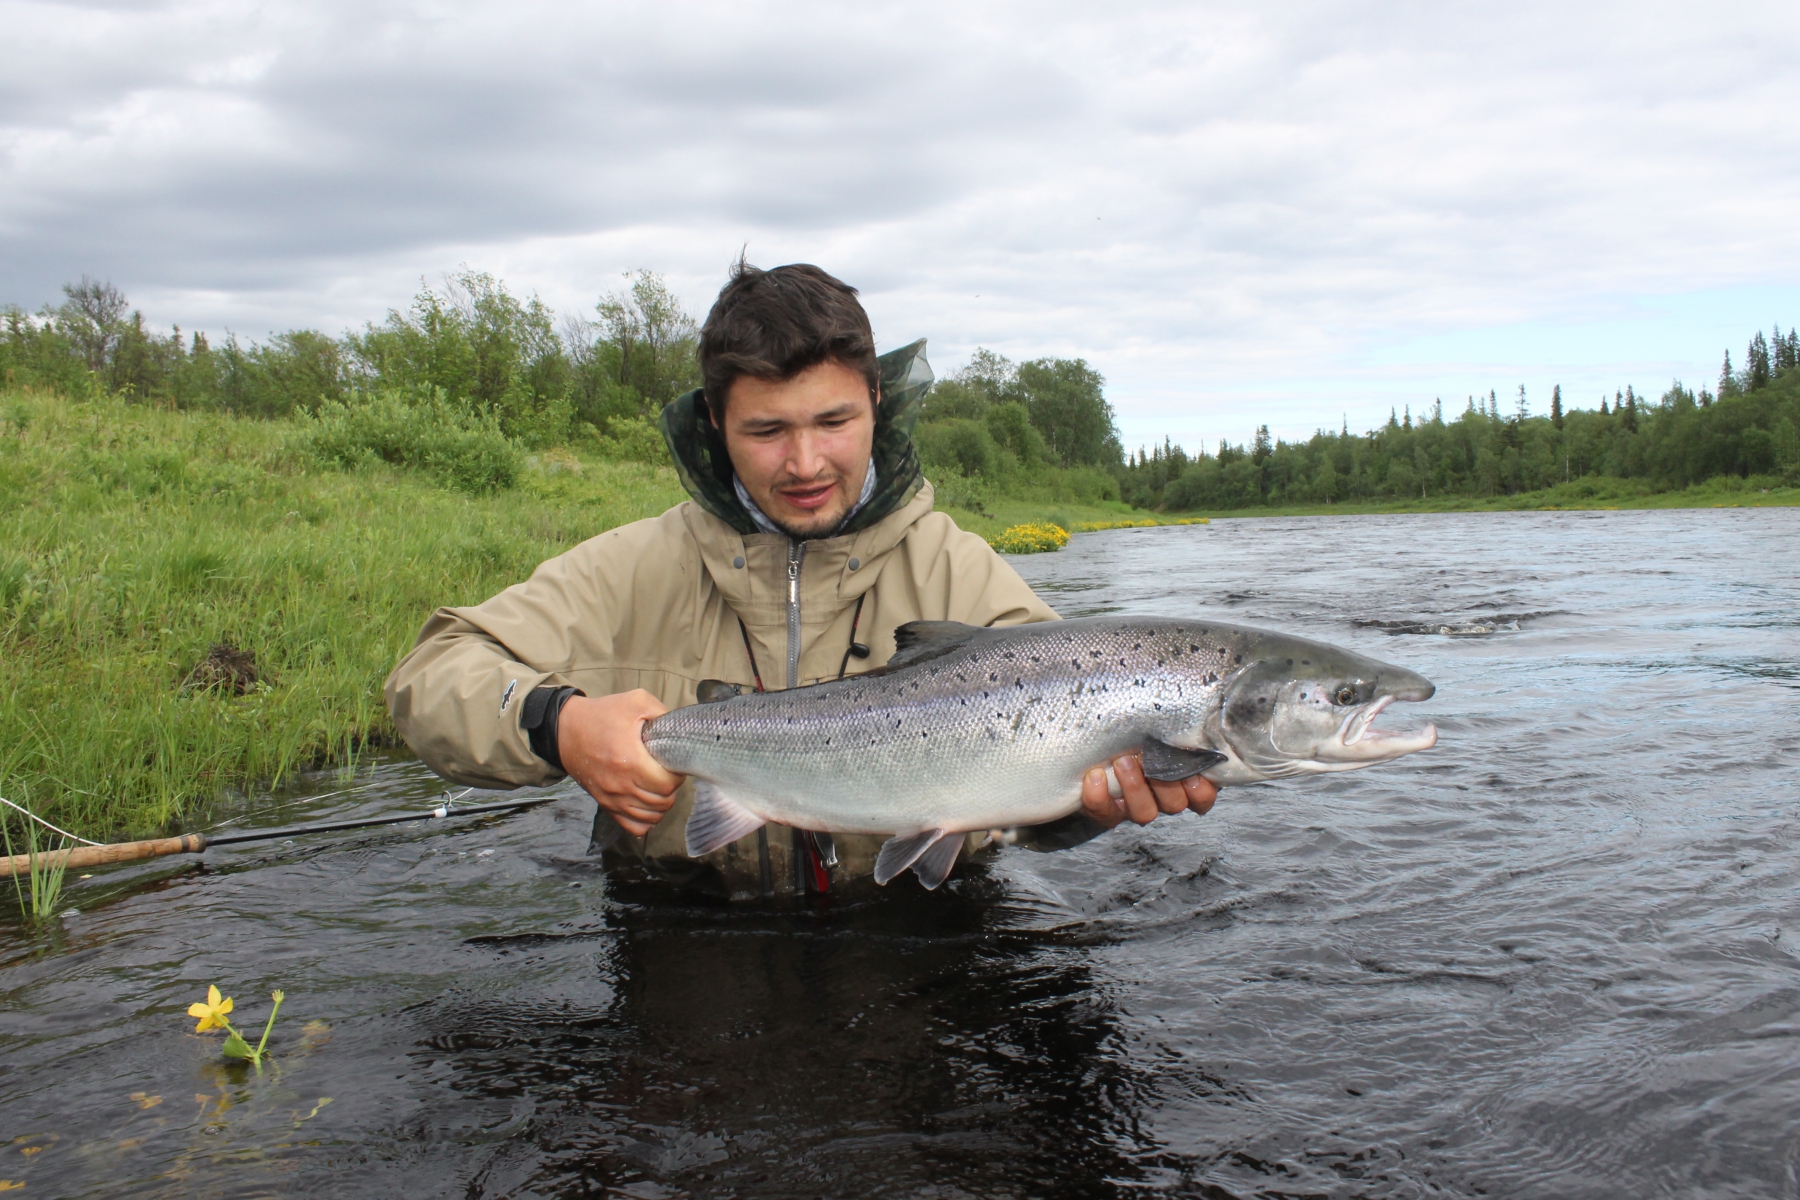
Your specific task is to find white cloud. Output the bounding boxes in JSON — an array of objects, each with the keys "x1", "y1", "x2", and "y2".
[{"x1": 3, "y1": 0, "x2": 1798, "y2": 446}]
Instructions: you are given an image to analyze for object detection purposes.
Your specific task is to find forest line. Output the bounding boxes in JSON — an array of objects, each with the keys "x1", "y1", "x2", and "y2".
[{"x1": 4, "y1": 271, "x2": 1797, "y2": 513}]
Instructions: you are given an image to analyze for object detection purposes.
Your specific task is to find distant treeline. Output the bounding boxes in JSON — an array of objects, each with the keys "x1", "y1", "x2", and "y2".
[
  {"x1": 0, "y1": 270, "x2": 701, "y2": 450},
  {"x1": 1115, "y1": 337, "x2": 1800, "y2": 510},
  {"x1": 0, "y1": 271, "x2": 1133, "y2": 508},
  {"x1": 3, "y1": 273, "x2": 1796, "y2": 510}
]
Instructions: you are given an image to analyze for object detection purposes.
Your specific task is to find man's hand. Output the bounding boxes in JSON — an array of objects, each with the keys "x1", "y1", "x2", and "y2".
[
  {"x1": 557, "y1": 690, "x2": 684, "y2": 837},
  {"x1": 1079, "y1": 752, "x2": 1218, "y2": 829}
]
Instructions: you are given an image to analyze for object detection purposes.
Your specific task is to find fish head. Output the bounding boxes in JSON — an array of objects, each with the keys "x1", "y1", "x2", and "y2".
[{"x1": 1217, "y1": 639, "x2": 1437, "y2": 778}]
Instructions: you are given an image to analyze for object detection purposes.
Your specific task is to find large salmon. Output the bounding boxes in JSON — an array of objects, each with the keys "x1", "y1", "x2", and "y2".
[{"x1": 642, "y1": 616, "x2": 1437, "y2": 888}]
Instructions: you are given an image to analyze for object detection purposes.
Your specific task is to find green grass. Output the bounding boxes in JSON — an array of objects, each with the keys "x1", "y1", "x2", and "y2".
[
  {"x1": 2, "y1": 820, "x2": 70, "y2": 919},
  {"x1": 935, "y1": 496, "x2": 1149, "y2": 542},
  {"x1": 0, "y1": 387, "x2": 685, "y2": 841}
]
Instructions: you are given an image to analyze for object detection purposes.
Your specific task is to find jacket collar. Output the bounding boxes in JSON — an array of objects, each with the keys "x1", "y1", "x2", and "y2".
[
  {"x1": 658, "y1": 339, "x2": 932, "y2": 538},
  {"x1": 682, "y1": 480, "x2": 941, "y2": 619}
]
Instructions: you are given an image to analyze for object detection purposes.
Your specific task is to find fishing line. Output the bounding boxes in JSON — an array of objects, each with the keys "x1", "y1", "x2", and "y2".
[{"x1": 0, "y1": 795, "x2": 103, "y2": 847}]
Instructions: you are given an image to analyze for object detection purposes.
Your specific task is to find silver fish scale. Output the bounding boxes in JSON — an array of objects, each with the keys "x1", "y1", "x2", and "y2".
[{"x1": 644, "y1": 618, "x2": 1250, "y2": 836}]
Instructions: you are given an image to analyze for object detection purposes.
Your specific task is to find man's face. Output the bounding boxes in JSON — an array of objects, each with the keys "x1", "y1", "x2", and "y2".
[{"x1": 717, "y1": 359, "x2": 876, "y2": 539}]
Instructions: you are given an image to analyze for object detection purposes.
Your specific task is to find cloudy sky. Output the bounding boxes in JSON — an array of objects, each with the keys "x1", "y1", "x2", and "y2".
[{"x1": 5, "y1": 1, "x2": 1799, "y2": 449}]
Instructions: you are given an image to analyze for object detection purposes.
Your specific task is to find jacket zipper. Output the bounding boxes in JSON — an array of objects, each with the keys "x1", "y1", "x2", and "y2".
[{"x1": 785, "y1": 539, "x2": 806, "y2": 689}]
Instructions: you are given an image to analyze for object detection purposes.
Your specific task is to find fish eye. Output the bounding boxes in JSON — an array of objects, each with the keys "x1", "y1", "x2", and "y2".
[{"x1": 1332, "y1": 684, "x2": 1358, "y2": 706}]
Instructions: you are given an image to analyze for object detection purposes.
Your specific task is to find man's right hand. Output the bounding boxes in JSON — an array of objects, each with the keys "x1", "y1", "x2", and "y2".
[{"x1": 557, "y1": 690, "x2": 684, "y2": 837}]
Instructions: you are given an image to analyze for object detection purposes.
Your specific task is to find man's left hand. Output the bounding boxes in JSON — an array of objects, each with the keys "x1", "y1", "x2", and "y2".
[{"x1": 1079, "y1": 752, "x2": 1218, "y2": 828}]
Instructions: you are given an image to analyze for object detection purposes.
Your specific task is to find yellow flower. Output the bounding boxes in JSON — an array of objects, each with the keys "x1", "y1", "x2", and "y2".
[{"x1": 187, "y1": 985, "x2": 234, "y2": 1033}]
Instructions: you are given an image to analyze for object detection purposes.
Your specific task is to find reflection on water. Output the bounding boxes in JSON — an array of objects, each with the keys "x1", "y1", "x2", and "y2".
[{"x1": 2, "y1": 507, "x2": 1797, "y2": 1197}]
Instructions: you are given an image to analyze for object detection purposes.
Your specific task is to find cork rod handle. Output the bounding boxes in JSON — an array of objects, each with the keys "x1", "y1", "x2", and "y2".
[{"x1": 1, "y1": 834, "x2": 208, "y2": 877}]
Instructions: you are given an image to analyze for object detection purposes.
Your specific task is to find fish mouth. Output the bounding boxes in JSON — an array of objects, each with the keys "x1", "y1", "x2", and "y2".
[{"x1": 1327, "y1": 693, "x2": 1438, "y2": 761}]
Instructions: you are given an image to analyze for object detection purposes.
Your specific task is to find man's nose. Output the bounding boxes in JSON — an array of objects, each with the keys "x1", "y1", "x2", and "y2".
[{"x1": 786, "y1": 429, "x2": 828, "y2": 478}]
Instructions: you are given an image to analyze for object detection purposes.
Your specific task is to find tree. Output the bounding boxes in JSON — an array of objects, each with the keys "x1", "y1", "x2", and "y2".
[
  {"x1": 1748, "y1": 331, "x2": 1771, "y2": 390},
  {"x1": 592, "y1": 271, "x2": 699, "y2": 410},
  {"x1": 1014, "y1": 357, "x2": 1121, "y2": 467},
  {"x1": 1550, "y1": 384, "x2": 1563, "y2": 429},
  {"x1": 55, "y1": 277, "x2": 129, "y2": 372},
  {"x1": 1719, "y1": 349, "x2": 1737, "y2": 398}
]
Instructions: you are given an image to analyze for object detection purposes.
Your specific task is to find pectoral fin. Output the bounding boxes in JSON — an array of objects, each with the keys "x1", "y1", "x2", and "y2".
[
  {"x1": 1140, "y1": 737, "x2": 1228, "y2": 781},
  {"x1": 685, "y1": 781, "x2": 766, "y2": 856}
]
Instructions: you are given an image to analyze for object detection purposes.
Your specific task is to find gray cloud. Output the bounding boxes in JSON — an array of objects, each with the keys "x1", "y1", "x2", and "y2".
[{"x1": 3, "y1": 0, "x2": 1798, "y2": 442}]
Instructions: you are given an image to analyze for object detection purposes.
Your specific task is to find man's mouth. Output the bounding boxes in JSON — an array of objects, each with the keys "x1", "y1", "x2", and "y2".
[{"x1": 776, "y1": 480, "x2": 839, "y2": 513}]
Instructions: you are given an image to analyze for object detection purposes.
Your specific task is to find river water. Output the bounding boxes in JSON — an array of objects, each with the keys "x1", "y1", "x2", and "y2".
[{"x1": 3, "y1": 507, "x2": 1797, "y2": 1198}]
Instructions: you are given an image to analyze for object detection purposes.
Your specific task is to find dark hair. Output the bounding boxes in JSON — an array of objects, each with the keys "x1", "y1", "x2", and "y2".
[{"x1": 698, "y1": 259, "x2": 879, "y2": 423}]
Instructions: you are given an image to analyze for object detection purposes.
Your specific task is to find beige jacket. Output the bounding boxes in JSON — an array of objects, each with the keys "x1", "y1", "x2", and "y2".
[{"x1": 385, "y1": 481, "x2": 1060, "y2": 896}]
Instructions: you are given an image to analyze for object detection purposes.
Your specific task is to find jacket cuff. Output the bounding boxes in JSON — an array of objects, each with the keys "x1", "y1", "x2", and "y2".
[{"x1": 521, "y1": 686, "x2": 584, "y2": 774}]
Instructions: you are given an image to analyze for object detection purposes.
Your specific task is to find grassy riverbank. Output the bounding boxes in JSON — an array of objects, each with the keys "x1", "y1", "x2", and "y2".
[
  {"x1": 1150, "y1": 473, "x2": 1800, "y2": 520},
  {"x1": 0, "y1": 388, "x2": 686, "y2": 840}
]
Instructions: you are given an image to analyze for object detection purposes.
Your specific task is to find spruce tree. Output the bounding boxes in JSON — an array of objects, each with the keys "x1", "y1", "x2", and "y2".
[
  {"x1": 1749, "y1": 332, "x2": 1771, "y2": 390},
  {"x1": 1719, "y1": 349, "x2": 1735, "y2": 397},
  {"x1": 1550, "y1": 384, "x2": 1563, "y2": 429},
  {"x1": 1600, "y1": 395, "x2": 1609, "y2": 416}
]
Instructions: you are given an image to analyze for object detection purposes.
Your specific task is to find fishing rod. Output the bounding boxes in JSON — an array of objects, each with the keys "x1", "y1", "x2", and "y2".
[{"x1": 0, "y1": 795, "x2": 563, "y2": 878}]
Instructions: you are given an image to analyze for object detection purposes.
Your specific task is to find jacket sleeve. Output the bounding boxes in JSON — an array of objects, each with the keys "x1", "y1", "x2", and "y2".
[{"x1": 384, "y1": 512, "x2": 689, "y2": 789}]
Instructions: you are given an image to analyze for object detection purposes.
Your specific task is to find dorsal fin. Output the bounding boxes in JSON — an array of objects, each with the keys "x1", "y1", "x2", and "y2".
[
  {"x1": 888, "y1": 620, "x2": 984, "y2": 669},
  {"x1": 695, "y1": 679, "x2": 745, "y2": 704}
]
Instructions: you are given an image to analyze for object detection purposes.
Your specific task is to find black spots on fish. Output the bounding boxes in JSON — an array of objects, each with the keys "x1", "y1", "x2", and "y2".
[
  {"x1": 989, "y1": 672, "x2": 999, "y2": 682},
  {"x1": 1071, "y1": 659, "x2": 1081, "y2": 668},
  {"x1": 1286, "y1": 659, "x2": 1294, "y2": 667},
  {"x1": 1235, "y1": 654, "x2": 1244, "y2": 664},
  {"x1": 1190, "y1": 644, "x2": 1200, "y2": 653},
  {"x1": 1301, "y1": 659, "x2": 1311, "y2": 666}
]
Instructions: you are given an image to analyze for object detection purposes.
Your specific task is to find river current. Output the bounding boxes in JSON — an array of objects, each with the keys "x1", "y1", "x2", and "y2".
[{"x1": 2, "y1": 507, "x2": 1797, "y2": 1198}]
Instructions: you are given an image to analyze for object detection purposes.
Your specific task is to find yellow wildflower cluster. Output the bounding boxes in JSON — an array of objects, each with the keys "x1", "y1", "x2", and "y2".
[
  {"x1": 987, "y1": 522, "x2": 1071, "y2": 554},
  {"x1": 1072, "y1": 516, "x2": 1212, "y2": 532},
  {"x1": 1073, "y1": 518, "x2": 1159, "y2": 531}
]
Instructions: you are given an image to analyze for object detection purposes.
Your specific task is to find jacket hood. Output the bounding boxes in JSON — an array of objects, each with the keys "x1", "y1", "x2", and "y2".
[{"x1": 658, "y1": 339, "x2": 932, "y2": 538}]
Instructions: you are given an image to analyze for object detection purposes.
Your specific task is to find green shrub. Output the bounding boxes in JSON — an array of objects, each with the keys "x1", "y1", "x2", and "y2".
[
  {"x1": 585, "y1": 415, "x2": 671, "y2": 466},
  {"x1": 916, "y1": 418, "x2": 1002, "y2": 479},
  {"x1": 301, "y1": 389, "x2": 521, "y2": 494}
]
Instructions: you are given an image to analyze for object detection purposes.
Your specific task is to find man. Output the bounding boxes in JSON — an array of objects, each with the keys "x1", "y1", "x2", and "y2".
[{"x1": 385, "y1": 261, "x2": 1218, "y2": 898}]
